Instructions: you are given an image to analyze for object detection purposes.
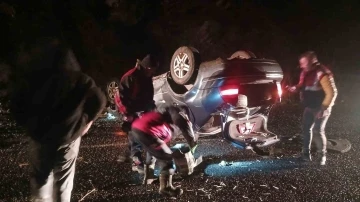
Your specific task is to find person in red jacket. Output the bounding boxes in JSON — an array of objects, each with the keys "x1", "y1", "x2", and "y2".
[
  {"x1": 287, "y1": 51, "x2": 337, "y2": 165},
  {"x1": 114, "y1": 54, "x2": 159, "y2": 173},
  {"x1": 131, "y1": 106, "x2": 198, "y2": 197}
]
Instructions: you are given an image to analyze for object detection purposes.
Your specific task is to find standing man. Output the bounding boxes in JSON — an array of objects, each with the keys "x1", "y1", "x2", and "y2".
[
  {"x1": 10, "y1": 38, "x2": 106, "y2": 201},
  {"x1": 287, "y1": 51, "x2": 337, "y2": 165},
  {"x1": 114, "y1": 54, "x2": 159, "y2": 173}
]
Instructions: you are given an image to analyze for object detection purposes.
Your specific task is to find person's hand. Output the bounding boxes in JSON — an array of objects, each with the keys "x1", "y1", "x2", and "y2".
[
  {"x1": 189, "y1": 141, "x2": 198, "y2": 154},
  {"x1": 123, "y1": 115, "x2": 134, "y2": 122},
  {"x1": 316, "y1": 108, "x2": 330, "y2": 119},
  {"x1": 82, "y1": 121, "x2": 94, "y2": 136}
]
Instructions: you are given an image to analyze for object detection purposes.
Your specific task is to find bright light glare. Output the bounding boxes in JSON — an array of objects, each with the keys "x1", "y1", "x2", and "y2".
[
  {"x1": 276, "y1": 82, "x2": 282, "y2": 98},
  {"x1": 220, "y1": 89, "x2": 238, "y2": 96}
]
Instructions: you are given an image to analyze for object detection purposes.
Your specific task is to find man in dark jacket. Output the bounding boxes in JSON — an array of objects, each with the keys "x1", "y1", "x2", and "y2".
[
  {"x1": 131, "y1": 106, "x2": 198, "y2": 197},
  {"x1": 287, "y1": 51, "x2": 337, "y2": 165},
  {"x1": 10, "y1": 38, "x2": 106, "y2": 201},
  {"x1": 114, "y1": 54, "x2": 159, "y2": 173}
]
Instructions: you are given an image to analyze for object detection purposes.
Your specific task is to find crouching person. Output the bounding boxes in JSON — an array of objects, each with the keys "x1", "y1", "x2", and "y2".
[{"x1": 131, "y1": 106, "x2": 198, "y2": 197}]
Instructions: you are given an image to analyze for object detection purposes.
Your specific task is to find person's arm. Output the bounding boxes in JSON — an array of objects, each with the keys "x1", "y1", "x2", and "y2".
[
  {"x1": 295, "y1": 70, "x2": 305, "y2": 89},
  {"x1": 169, "y1": 108, "x2": 198, "y2": 151},
  {"x1": 82, "y1": 120, "x2": 93, "y2": 136},
  {"x1": 288, "y1": 70, "x2": 305, "y2": 93},
  {"x1": 320, "y1": 74, "x2": 338, "y2": 110},
  {"x1": 82, "y1": 77, "x2": 107, "y2": 133},
  {"x1": 148, "y1": 139, "x2": 173, "y2": 160},
  {"x1": 118, "y1": 75, "x2": 136, "y2": 116}
]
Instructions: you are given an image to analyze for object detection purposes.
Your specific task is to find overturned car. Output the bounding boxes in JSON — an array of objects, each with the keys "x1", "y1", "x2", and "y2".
[
  {"x1": 107, "y1": 46, "x2": 284, "y2": 154},
  {"x1": 152, "y1": 47, "x2": 283, "y2": 152}
]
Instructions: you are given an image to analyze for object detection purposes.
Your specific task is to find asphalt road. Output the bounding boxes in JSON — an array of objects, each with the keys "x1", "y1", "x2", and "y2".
[{"x1": 0, "y1": 101, "x2": 359, "y2": 202}]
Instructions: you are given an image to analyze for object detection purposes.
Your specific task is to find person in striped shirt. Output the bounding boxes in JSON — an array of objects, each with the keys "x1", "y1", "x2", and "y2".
[{"x1": 288, "y1": 51, "x2": 338, "y2": 165}]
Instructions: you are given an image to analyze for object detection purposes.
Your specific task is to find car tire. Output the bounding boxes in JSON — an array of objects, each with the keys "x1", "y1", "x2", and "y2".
[
  {"x1": 170, "y1": 46, "x2": 200, "y2": 85},
  {"x1": 106, "y1": 78, "x2": 120, "y2": 104},
  {"x1": 228, "y1": 50, "x2": 256, "y2": 60}
]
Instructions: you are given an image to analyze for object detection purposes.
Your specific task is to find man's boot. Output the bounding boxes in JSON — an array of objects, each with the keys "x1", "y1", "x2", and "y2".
[
  {"x1": 159, "y1": 174, "x2": 183, "y2": 197},
  {"x1": 320, "y1": 154, "x2": 326, "y2": 165},
  {"x1": 143, "y1": 164, "x2": 157, "y2": 185},
  {"x1": 301, "y1": 152, "x2": 312, "y2": 161},
  {"x1": 317, "y1": 151, "x2": 326, "y2": 166}
]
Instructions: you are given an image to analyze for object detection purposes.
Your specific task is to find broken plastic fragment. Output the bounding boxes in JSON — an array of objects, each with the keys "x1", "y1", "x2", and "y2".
[
  {"x1": 219, "y1": 160, "x2": 233, "y2": 166},
  {"x1": 107, "y1": 113, "x2": 116, "y2": 120}
]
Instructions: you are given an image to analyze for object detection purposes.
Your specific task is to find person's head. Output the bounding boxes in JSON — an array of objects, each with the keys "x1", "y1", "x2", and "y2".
[
  {"x1": 137, "y1": 54, "x2": 159, "y2": 77},
  {"x1": 298, "y1": 51, "x2": 319, "y2": 71}
]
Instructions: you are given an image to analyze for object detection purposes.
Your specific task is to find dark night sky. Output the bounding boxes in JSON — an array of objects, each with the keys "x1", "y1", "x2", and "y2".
[
  {"x1": 1, "y1": 0, "x2": 360, "y2": 80},
  {"x1": 256, "y1": 0, "x2": 360, "y2": 68}
]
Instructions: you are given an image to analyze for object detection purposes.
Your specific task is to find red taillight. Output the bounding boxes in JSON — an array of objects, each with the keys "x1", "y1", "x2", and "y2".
[
  {"x1": 220, "y1": 88, "x2": 238, "y2": 96},
  {"x1": 219, "y1": 86, "x2": 239, "y2": 105}
]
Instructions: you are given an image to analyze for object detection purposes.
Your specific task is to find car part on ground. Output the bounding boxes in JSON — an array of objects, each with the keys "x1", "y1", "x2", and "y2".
[
  {"x1": 325, "y1": 139, "x2": 351, "y2": 153},
  {"x1": 172, "y1": 144, "x2": 203, "y2": 176},
  {"x1": 282, "y1": 133, "x2": 352, "y2": 154}
]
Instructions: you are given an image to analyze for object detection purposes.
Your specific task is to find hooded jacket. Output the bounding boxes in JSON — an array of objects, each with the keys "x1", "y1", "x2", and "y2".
[
  {"x1": 10, "y1": 38, "x2": 106, "y2": 145},
  {"x1": 115, "y1": 66, "x2": 155, "y2": 116}
]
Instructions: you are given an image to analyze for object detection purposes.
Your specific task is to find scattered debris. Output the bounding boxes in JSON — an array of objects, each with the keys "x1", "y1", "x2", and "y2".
[
  {"x1": 219, "y1": 160, "x2": 233, "y2": 166},
  {"x1": 19, "y1": 163, "x2": 29, "y2": 168},
  {"x1": 220, "y1": 181, "x2": 226, "y2": 186},
  {"x1": 273, "y1": 186, "x2": 279, "y2": 190},
  {"x1": 260, "y1": 184, "x2": 268, "y2": 187},
  {"x1": 233, "y1": 186, "x2": 237, "y2": 190},
  {"x1": 291, "y1": 185, "x2": 297, "y2": 190},
  {"x1": 79, "y1": 188, "x2": 96, "y2": 201},
  {"x1": 107, "y1": 113, "x2": 116, "y2": 120},
  {"x1": 186, "y1": 189, "x2": 194, "y2": 192},
  {"x1": 288, "y1": 133, "x2": 300, "y2": 141},
  {"x1": 242, "y1": 195, "x2": 249, "y2": 199}
]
